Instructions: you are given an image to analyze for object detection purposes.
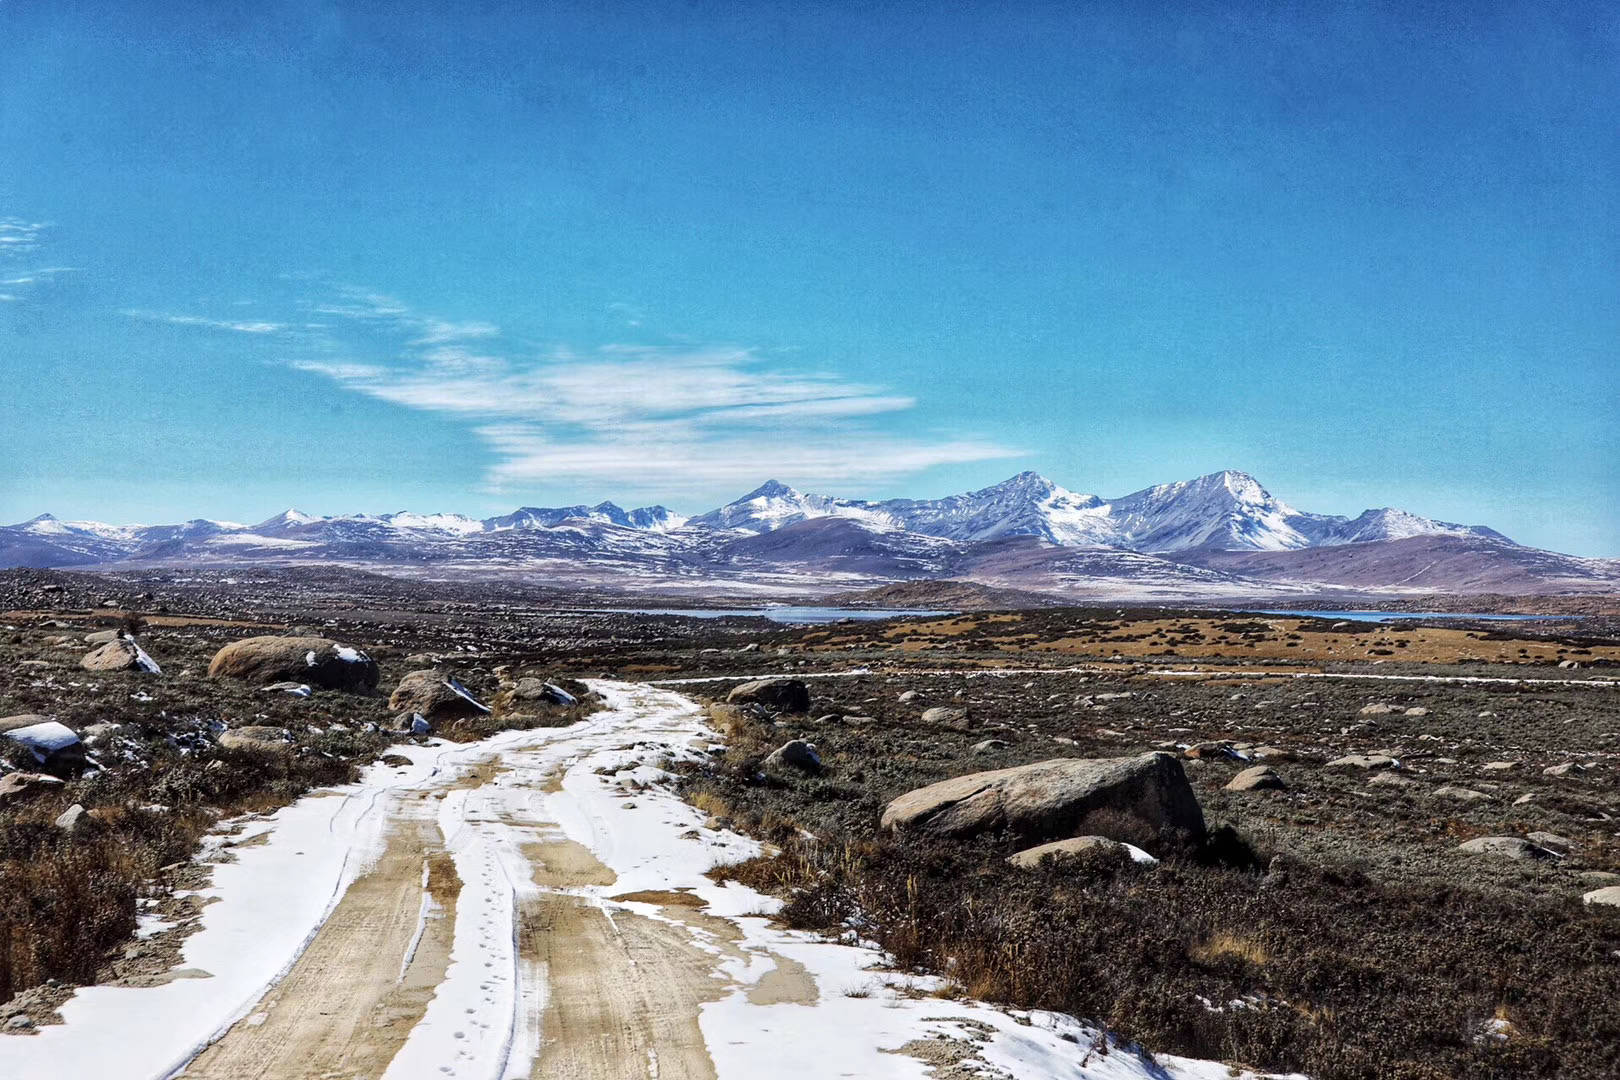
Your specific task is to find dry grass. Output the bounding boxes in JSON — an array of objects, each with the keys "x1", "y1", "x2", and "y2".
[{"x1": 1189, "y1": 931, "x2": 1270, "y2": 969}]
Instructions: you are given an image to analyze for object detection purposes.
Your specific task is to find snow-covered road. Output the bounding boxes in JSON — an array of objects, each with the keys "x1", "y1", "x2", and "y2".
[{"x1": 0, "y1": 682, "x2": 1287, "y2": 1080}]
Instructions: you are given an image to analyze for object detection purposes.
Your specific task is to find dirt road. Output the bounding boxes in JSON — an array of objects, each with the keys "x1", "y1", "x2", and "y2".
[{"x1": 2, "y1": 682, "x2": 1244, "y2": 1080}]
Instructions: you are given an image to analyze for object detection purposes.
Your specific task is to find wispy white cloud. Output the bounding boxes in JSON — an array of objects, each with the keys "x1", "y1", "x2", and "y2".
[
  {"x1": 0, "y1": 219, "x2": 47, "y2": 254},
  {"x1": 218, "y1": 280, "x2": 1020, "y2": 499},
  {"x1": 122, "y1": 309, "x2": 289, "y2": 334},
  {"x1": 0, "y1": 219, "x2": 76, "y2": 306}
]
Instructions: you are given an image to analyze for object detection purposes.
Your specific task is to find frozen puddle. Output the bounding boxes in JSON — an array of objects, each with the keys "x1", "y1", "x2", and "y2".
[{"x1": 0, "y1": 682, "x2": 1294, "y2": 1080}]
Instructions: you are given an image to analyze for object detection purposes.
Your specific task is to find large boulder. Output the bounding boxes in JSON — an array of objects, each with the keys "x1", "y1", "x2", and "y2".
[
  {"x1": 81, "y1": 634, "x2": 162, "y2": 674},
  {"x1": 726, "y1": 678, "x2": 810, "y2": 713},
  {"x1": 209, "y1": 636, "x2": 379, "y2": 692},
  {"x1": 881, "y1": 752, "x2": 1204, "y2": 846},
  {"x1": 1583, "y1": 887, "x2": 1620, "y2": 908},
  {"x1": 2, "y1": 720, "x2": 86, "y2": 777},
  {"x1": 389, "y1": 670, "x2": 490, "y2": 721}
]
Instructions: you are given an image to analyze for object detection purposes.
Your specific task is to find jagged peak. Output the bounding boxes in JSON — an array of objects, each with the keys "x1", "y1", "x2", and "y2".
[{"x1": 739, "y1": 479, "x2": 800, "y2": 501}]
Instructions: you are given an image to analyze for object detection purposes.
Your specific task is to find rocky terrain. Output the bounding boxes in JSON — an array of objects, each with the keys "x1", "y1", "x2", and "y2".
[{"x1": 0, "y1": 567, "x2": 1617, "y2": 1079}]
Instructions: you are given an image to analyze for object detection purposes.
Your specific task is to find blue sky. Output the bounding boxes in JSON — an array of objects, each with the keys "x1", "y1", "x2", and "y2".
[{"x1": 1, "y1": 2, "x2": 1615, "y2": 554}]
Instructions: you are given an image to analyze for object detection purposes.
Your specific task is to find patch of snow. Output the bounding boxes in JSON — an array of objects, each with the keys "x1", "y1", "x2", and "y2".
[{"x1": 445, "y1": 677, "x2": 491, "y2": 714}]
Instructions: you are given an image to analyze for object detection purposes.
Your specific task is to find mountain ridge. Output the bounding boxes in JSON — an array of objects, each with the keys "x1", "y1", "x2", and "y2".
[{"x1": 3, "y1": 470, "x2": 1607, "y2": 601}]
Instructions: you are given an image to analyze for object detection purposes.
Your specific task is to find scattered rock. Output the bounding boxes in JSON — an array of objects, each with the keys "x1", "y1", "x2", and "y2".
[
  {"x1": 389, "y1": 670, "x2": 491, "y2": 721},
  {"x1": 1225, "y1": 765, "x2": 1285, "y2": 792},
  {"x1": 897, "y1": 690, "x2": 920, "y2": 704},
  {"x1": 1579, "y1": 871, "x2": 1620, "y2": 886},
  {"x1": 1359, "y1": 703, "x2": 1396, "y2": 715},
  {"x1": 208, "y1": 636, "x2": 379, "y2": 692},
  {"x1": 1249, "y1": 746, "x2": 1292, "y2": 761},
  {"x1": 1327, "y1": 754, "x2": 1396, "y2": 770},
  {"x1": 1369, "y1": 771, "x2": 1419, "y2": 788},
  {"x1": 726, "y1": 678, "x2": 810, "y2": 713},
  {"x1": 921, "y1": 706, "x2": 970, "y2": 729},
  {"x1": 763, "y1": 740, "x2": 822, "y2": 775},
  {"x1": 1404, "y1": 706, "x2": 1429, "y2": 716},
  {"x1": 972, "y1": 739, "x2": 1008, "y2": 753},
  {"x1": 499, "y1": 678, "x2": 578, "y2": 711},
  {"x1": 1435, "y1": 786, "x2": 1490, "y2": 802},
  {"x1": 84, "y1": 629, "x2": 120, "y2": 645},
  {"x1": 81, "y1": 635, "x2": 162, "y2": 674},
  {"x1": 54, "y1": 803, "x2": 86, "y2": 832},
  {"x1": 259, "y1": 683, "x2": 312, "y2": 702},
  {"x1": 1480, "y1": 761, "x2": 1518, "y2": 772},
  {"x1": 1527, "y1": 831, "x2": 1572, "y2": 855},
  {"x1": 1543, "y1": 762, "x2": 1586, "y2": 778},
  {"x1": 1581, "y1": 886, "x2": 1620, "y2": 908},
  {"x1": 1006, "y1": 835, "x2": 1128, "y2": 868},
  {"x1": 1184, "y1": 741, "x2": 1234, "y2": 760},
  {"x1": 1457, "y1": 836, "x2": 1551, "y2": 861},
  {"x1": 218, "y1": 726, "x2": 295, "y2": 754},
  {"x1": 881, "y1": 752, "x2": 1205, "y2": 846},
  {"x1": 0, "y1": 771, "x2": 64, "y2": 806},
  {"x1": 1, "y1": 721, "x2": 85, "y2": 776}
]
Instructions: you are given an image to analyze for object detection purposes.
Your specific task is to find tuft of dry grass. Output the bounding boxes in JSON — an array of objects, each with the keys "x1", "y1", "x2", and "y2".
[{"x1": 1189, "y1": 931, "x2": 1270, "y2": 969}]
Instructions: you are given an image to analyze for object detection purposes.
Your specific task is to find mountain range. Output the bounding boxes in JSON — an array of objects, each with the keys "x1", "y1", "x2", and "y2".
[{"x1": 3, "y1": 470, "x2": 1613, "y2": 601}]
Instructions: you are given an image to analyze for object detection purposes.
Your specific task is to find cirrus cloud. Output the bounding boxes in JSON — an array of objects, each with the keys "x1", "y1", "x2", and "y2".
[{"x1": 142, "y1": 279, "x2": 1022, "y2": 501}]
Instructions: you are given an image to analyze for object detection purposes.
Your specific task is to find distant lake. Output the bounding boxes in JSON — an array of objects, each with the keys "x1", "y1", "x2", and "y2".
[
  {"x1": 1247, "y1": 609, "x2": 1571, "y2": 623},
  {"x1": 571, "y1": 606, "x2": 950, "y2": 625}
]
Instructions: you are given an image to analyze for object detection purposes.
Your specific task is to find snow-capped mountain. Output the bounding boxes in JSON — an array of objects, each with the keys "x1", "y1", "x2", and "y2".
[
  {"x1": 685, "y1": 470, "x2": 1506, "y2": 554},
  {"x1": 3, "y1": 470, "x2": 1603, "y2": 600},
  {"x1": 483, "y1": 502, "x2": 685, "y2": 533}
]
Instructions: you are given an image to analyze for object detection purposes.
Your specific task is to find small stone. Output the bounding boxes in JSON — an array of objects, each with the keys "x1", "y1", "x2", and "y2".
[
  {"x1": 1225, "y1": 765, "x2": 1285, "y2": 792},
  {"x1": 55, "y1": 803, "x2": 86, "y2": 831},
  {"x1": 1458, "y1": 836, "x2": 1550, "y2": 861},
  {"x1": 1327, "y1": 754, "x2": 1396, "y2": 770},
  {"x1": 1435, "y1": 786, "x2": 1490, "y2": 802},
  {"x1": 1582, "y1": 886, "x2": 1620, "y2": 908}
]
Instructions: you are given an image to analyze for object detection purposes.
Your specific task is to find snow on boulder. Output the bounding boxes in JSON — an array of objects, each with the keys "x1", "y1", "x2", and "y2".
[
  {"x1": 725, "y1": 677, "x2": 811, "y2": 713},
  {"x1": 208, "y1": 636, "x2": 379, "y2": 692},
  {"x1": 81, "y1": 634, "x2": 162, "y2": 674},
  {"x1": 2, "y1": 720, "x2": 86, "y2": 777},
  {"x1": 389, "y1": 670, "x2": 491, "y2": 721},
  {"x1": 881, "y1": 752, "x2": 1205, "y2": 847}
]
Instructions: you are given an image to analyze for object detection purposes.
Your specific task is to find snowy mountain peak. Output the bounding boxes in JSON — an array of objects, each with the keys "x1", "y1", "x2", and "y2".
[{"x1": 742, "y1": 479, "x2": 799, "y2": 500}]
